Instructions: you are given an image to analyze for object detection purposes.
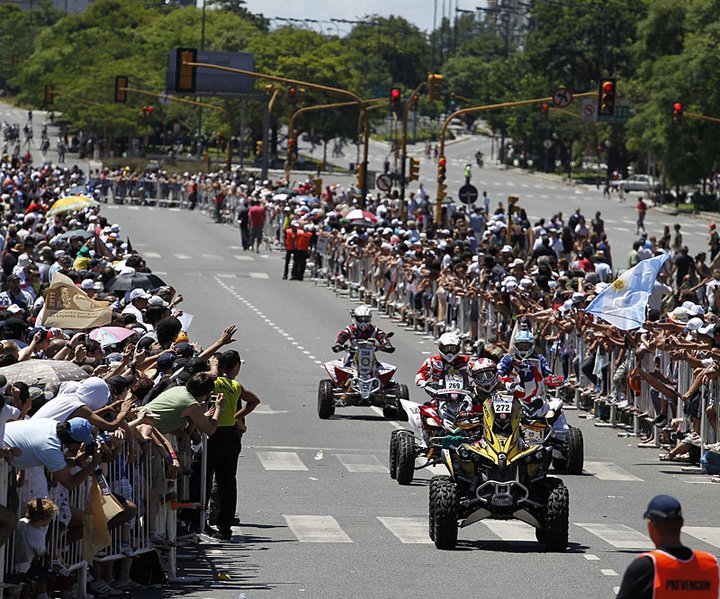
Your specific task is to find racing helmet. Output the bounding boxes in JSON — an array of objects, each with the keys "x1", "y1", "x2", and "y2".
[
  {"x1": 437, "y1": 332, "x2": 461, "y2": 363},
  {"x1": 352, "y1": 305, "x2": 373, "y2": 331},
  {"x1": 514, "y1": 329, "x2": 535, "y2": 359},
  {"x1": 469, "y1": 357, "x2": 497, "y2": 392}
]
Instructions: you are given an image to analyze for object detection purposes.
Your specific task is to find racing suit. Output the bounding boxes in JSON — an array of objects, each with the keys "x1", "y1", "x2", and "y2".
[{"x1": 334, "y1": 325, "x2": 393, "y2": 365}]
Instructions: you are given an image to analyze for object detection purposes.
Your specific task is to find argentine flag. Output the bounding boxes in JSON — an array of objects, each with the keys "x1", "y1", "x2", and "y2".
[{"x1": 585, "y1": 253, "x2": 670, "y2": 330}]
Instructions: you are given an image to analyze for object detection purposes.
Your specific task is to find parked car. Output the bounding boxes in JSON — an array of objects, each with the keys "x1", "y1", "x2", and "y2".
[{"x1": 609, "y1": 174, "x2": 661, "y2": 193}]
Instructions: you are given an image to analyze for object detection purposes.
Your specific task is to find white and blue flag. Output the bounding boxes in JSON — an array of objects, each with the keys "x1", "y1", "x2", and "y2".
[{"x1": 585, "y1": 253, "x2": 670, "y2": 330}]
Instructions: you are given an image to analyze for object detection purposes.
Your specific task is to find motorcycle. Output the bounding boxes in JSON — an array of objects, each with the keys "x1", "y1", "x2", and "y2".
[
  {"x1": 501, "y1": 359, "x2": 584, "y2": 475},
  {"x1": 389, "y1": 371, "x2": 482, "y2": 486},
  {"x1": 428, "y1": 390, "x2": 570, "y2": 552},
  {"x1": 318, "y1": 333, "x2": 407, "y2": 420}
]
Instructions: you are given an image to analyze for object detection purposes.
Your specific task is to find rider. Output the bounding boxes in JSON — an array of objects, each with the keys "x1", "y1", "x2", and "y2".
[
  {"x1": 332, "y1": 305, "x2": 394, "y2": 358},
  {"x1": 469, "y1": 357, "x2": 499, "y2": 402},
  {"x1": 497, "y1": 327, "x2": 552, "y2": 411},
  {"x1": 415, "y1": 332, "x2": 471, "y2": 387}
]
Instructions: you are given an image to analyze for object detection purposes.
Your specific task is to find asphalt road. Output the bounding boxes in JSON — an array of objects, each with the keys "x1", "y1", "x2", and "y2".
[{"x1": 103, "y1": 203, "x2": 720, "y2": 599}]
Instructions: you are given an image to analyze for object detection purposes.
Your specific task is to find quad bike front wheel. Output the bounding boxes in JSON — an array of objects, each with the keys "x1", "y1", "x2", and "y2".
[
  {"x1": 389, "y1": 430, "x2": 401, "y2": 480},
  {"x1": 542, "y1": 477, "x2": 569, "y2": 552},
  {"x1": 317, "y1": 379, "x2": 335, "y2": 419},
  {"x1": 564, "y1": 426, "x2": 584, "y2": 475},
  {"x1": 429, "y1": 475, "x2": 458, "y2": 549},
  {"x1": 395, "y1": 431, "x2": 416, "y2": 485},
  {"x1": 394, "y1": 384, "x2": 409, "y2": 421}
]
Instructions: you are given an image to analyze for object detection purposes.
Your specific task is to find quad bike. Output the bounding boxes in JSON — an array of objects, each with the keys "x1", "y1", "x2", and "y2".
[
  {"x1": 389, "y1": 371, "x2": 482, "y2": 486},
  {"x1": 428, "y1": 391, "x2": 570, "y2": 552},
  {"x1": 318, "y1": 333, "x2": 407, "y2": 420},
  {"x1": 500, "y1": 361, "x2": 584, "y2": 475}
]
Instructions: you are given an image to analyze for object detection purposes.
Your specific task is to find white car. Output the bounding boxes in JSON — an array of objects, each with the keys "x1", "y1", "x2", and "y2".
[{"x1": 611, "y1": 174, "x2": 661, "y2": 193}]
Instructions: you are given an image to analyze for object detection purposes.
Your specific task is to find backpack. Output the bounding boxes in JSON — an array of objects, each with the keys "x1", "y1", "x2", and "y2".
[{"x1": 129, "y1": 550, "x2": 167, "y2": 586}]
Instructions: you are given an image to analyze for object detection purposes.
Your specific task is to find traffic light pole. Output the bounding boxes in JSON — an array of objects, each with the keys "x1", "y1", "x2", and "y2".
[
  {"x1": 434, "y1": 91, "x2": 597, "y2": 222},
  {"x1": 261, "y1": 88, "x2": 279, "y2": 180},
  {"x1": 121, "y1": 86, "x2": 232, "y2": 168},
  {"x1": 184, "y1": 61, "x2": 371, "y2": 203},
  {"x1": 399, "y1": 81, "x2": 426, "y2": 218},
  {"x1": 285, "y1": 98, "x2": 385, "y2": 183}
]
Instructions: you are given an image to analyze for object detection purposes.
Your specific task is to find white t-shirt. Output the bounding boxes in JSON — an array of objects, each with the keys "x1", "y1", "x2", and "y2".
[
  {"x1": 4, "y1": 419, "x2": 67, "y2": 472},
  {"x1": 122, "y1": 303, "x2": 144, "y2": 324}
]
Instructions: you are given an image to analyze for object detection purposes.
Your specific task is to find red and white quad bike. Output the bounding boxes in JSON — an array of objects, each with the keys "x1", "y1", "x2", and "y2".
[{"x1": 318, "y1": 335, "x2": 408, "y2": 420}]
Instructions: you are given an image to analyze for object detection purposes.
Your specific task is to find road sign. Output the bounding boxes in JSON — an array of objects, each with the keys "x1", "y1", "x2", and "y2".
[
  {"x1": 597, "y1": 100, "x2": 630, "y2": 124},
  {"x1": 552, "y1": 87, "x2": 573, "y2": 109},
  {"x1": 458, "y1": 184, "x2": 479, "y2": 205},
  {"x1": 581, "y1": 98, "x2": 597, "y2": 122},
  {"x1": 376, "y1": 173, "x2": 392, "y2": 192}
]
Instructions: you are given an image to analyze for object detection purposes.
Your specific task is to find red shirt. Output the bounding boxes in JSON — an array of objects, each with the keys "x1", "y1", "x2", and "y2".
[{"x1": 248, "y1": 205, "x2": 266, "y2": 229}]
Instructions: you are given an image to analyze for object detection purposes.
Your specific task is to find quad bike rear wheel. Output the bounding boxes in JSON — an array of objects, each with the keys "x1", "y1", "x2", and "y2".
[
  {"x1": 389, "y1": 430, "x2": 401, "y2": 480},
  {"x1": 542, "y1": 477, "x2": 569, "y2": 552},
  {"x1": 317, "y1": 379, "x2": 335, "y2": 419},
  {"x1": 395, "y1": 431, "x2": 416, "y2": 485},
  {"x1": 429, "y1": 475, "x2": 458, "y2": 549},
  {"x1": 394, "y1": 384, "x2": 409, "y2": 421}
]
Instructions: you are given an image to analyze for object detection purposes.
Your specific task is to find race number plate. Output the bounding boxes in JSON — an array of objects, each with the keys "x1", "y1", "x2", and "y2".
[
  {"x1": 446, "y1": 374, "x2": 464, "y2": 391},
  {"x1": 493, "y1": 398, "x2": 513, "y2": 414}
]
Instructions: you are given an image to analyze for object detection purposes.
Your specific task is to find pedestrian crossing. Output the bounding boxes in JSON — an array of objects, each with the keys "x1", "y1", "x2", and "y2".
[
  {"x1": 249, "y1": 449, "x2": 644, "y2": 482},
  {"x1": 132, "y1": 250, "x2": 257, "y2": 263},
  {"x1": 253, "y1": 515, "x2": 720, "y2": 550}
]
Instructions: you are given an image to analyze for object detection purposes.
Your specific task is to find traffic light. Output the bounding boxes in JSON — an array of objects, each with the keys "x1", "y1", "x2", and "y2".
[
  {"x1": 672, "y1": 102, "x2": 684, "y2": 124},
  {"x1": 541, "y1": 102, "x2": 549, "y2": 118},
  {"x1": 355, "y1": 162, "x2": 365, "y2": 188},
  {"x1": 256, "y1": 140, "x2": 263, "y2": 157},
  {"x1": 174, "y1": 47, "x2": 197, "y2": 93},
  {"x1": 411, "y1": 94, "x2": 419, "y2": 111},
  {"x1": 287, "y1": 137, "x2": 295, "y2": 158},
  {"x1": 390, "y1": 88, "x2": 401, "y2": 114},
  {"x1": 437, "y1": 156, "x2": 447, "y2": 183},
  {"x1": 313, "y1": 177, "x2": 323, "y2": 197},
  {"x1": 437, "y1": 181, "x2": 447, "y2": 202},
  {"x1": 427, "y1": 73, "x2": 444, "y2": 102},
  {"x1": 597, "y1": 78, "x2": 616, "y2": 117},
  {"x1": 43, "y1": 85, "x2": 54, "y2": 105},
  {"x1": 408, "y1": 157, "x2": 420, "y2": 182},
  {"x1": 448, "y1": 92, "x2": 457, "y2": 111},
  {"x1": 288, "y1": 87, "x2": 298, "y2": 103},
  {"x1": 114, "y1": 76, "x2": 128, "y2": 103},
  {"x1": 141, "y1": 105, "x2": 154, "y2": 116}
]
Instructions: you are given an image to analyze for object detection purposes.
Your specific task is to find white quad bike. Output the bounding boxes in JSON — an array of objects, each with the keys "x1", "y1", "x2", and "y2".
[{"x1": 501, "y1": 358, "x2": 584, "y2": 475}]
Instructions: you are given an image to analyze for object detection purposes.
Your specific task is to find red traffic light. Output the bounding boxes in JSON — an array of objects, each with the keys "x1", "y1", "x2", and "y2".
[
  {"x1": 673, "y1": 102, "x2": 683, "y2": 112},
  {"x1": 147, "y1": 105, "x2": 153, "y2": 114},
  {"x1": 390, "y1": 88, "x2": 401, "y2": 99},
  {"x1": 542, "y1": 103, "x2": 549, "y2": 111},
  {"x1": 602, "y1": 81, "x2": 614, "y2": 93},
  {"x1": 289, "y1": 87, "x2": 297, "y2": 96},
  {"x1": 439, "y1": 157, "x2": 447, "y2": 167}
]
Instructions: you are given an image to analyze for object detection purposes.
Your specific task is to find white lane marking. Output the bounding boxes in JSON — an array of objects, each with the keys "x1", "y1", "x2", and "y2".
[
  {"x1": 256, "y1": 451, "x2": 308, "y2": 471},
  {"x1": 575, "y1": 523, "x2": 650, "y2": 549},
  {"x1": 284, "y1": 515, "x2": 353, "y2": 543},
  {"x1": 482, "y1": 520, "x2": 536, "y2": 542},
  {"x1": 584, "y1": 554, "x2": 601, "y2": 561},
  {"x1": 336, "y1": 454, "x2": 388, "y2": 473},
  {"x1": 253, "y1": 404, "x2": 290, "y2": 415},
  {"x1": 377, "y1": 517, "x2": 432, "y2": 544},
  {"x1": 128, "y1": 206, "x2": 140, "y2": 211},
  {"x1": 297, "y1": 346, "x2": 305, "y2": 350},
  {"x1": 250, "y1": 272, "x2": 269, "y2": 279},
  {"x1": 614, "y1": 226, "x2": 630, "y2": 232},
  {"x1": 174, "y1": 254, "x2": 191, "y2": 260},
  {"x1": 601, "y1": 569, "x2": 618, "y2": 577},
  {"x1": 234, "y1": 255, "x2": 255, "y2": 261},
  {"x1": 144, "y1": 251, "x2": 161, "y2": 259},
  {"x1": 683, "y1": 527, "x2": 720, "y2": 549},
  {"x1": 308, "y1": 355, "x2": 316, "y2": 360},
  {"x1": 584, "y1": 461, "x2": 643, "y2": 481},
  {"x1": 202, "y1": 253, "x2": 220, "y2": 260}
]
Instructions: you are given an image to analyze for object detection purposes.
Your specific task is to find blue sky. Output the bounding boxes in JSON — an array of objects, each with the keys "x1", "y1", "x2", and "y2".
[{"x1": 235, "y1": 0, "x2": 461, "y2": 33}]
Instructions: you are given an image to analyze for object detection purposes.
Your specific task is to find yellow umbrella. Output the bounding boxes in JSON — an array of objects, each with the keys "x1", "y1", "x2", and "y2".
[{"x1": 47, "y1": 195, "x2": 100, "y2": 216}]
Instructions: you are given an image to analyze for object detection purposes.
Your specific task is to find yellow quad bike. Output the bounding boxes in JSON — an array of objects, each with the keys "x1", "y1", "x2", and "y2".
[{"x1": 428, "y1": 392, "x2": 569, "y2": 552}]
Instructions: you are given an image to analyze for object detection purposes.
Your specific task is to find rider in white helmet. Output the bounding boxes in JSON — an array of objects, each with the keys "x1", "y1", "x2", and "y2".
[
  {"x1": 497, "y1": 325, "x2": 552, "y2": 409},
  {"x1": 333, "y1": 305, "x2": 394, "y2": 356},
  {"x1": 415, "y1": 332, "x2": 471, "y2": 387},
  {"x1": 469, "y1": 357, "x2": 499, "y2": 400}
]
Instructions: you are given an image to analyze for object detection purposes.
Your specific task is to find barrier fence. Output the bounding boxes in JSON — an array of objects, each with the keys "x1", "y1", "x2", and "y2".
[
  {"x1": 312, "y1": 238, "x2": 720, "y2": 467},
  {"x1": 0, "y1": 432, "x2": 209, "y2": 596}
]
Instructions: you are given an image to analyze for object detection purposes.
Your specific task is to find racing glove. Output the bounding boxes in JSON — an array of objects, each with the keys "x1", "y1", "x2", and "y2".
[
  {"x1": 383, "y1": 345, "x2": 396, "y2": 353},
  {"x1": 417, "y1": 379, "x2": 427, "y2": 388},
  {"x1": 332, "y1": 344, "x2": 344, "y2": 353}
]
